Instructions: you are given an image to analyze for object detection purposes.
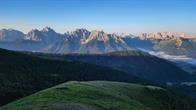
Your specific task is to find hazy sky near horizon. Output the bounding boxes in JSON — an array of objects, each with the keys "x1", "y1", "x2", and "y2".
[{"x1": 0, "y1": 0, "x2": 196, "y2": 34}]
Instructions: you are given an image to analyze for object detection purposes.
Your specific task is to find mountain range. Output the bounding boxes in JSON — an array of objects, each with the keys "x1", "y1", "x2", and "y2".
[{"x1": 0, "y1": 27, "x2": 195, "y2": 58}]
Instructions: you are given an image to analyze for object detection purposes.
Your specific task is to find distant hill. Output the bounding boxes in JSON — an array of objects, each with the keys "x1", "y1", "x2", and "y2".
[
  {"x1": 1, "y1": 81, "x2": 195, "y2": 110},
  {"x1": 0, "y1": 48, "x2": 140, "y2": 106},
  {"x1": 33, "y1": 50, "x2": 195, "y2": 84}
]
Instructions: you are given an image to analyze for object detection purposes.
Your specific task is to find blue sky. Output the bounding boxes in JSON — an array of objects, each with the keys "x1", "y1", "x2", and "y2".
[{"x1": 0, "y1": 0, "x2": 196, "y2": 34}]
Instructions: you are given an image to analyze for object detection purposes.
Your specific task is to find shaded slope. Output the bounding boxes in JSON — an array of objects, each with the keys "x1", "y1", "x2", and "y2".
[
  {"x1": 33, "y1": 50, "x2": 195, "y2": 84},
  {"x1": 1, "y1": 81, "x2": 196, "y2": 110},
  {"x1": 0, "y1": 48, "x2": 139, "y2": 106}
]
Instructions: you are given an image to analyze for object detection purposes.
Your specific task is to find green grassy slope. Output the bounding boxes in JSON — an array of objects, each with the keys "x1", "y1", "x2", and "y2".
[
  {"x1": 0, "y1": 48, "x2": 140, "y2": 106},
  {"x1": 1, "y1": 81, "x2": 195, "y2": 110}
]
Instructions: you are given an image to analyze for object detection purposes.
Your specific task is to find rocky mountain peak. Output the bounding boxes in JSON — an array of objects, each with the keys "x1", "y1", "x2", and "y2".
[
  {"x1": 81, "y1": 30, "x2": 109, "y2": 44},
  {"x1": 177, "y1": 33, "x2": 194, "y2": 39},
  {"x1": 139, "y1": 32, "x2": 193, "y2": 40},
  {"x1": 42, "y1": 26, "x2": 55, "y2": 33},
  {"x1": 25, "y1": 29, "x2": 42, "y2": 41},
  {"x1": 67, "y1": 28, "x2": 90, "y2": 40},
  {"x1": 0, "y1": 28, "x2": 24, "y2": 41},
  {"x1": 75, "y1": 28, "x2": 89, "y2": 33}
]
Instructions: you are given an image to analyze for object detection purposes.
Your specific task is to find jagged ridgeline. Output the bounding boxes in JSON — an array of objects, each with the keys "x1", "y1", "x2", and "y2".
[{"x1": 0, "y1": 27, "x2": 196, "y2": 57}]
